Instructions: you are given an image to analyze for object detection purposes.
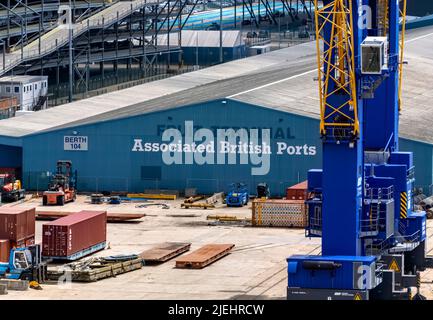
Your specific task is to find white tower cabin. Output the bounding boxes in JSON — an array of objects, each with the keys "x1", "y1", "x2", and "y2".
[{"x1": 0, "y1": 75, "x2": 48, "y2": 116}]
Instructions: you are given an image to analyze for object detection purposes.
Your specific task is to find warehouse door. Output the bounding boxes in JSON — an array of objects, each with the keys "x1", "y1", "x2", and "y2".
[{"x1": 0, "y1": 145, "x2": 23, "y2": 179}]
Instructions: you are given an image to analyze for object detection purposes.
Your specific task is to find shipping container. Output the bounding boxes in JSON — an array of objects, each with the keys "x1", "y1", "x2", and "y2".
[
  {"x1": 252, "y1": 199, "x2": 307, "y2": 228},
  {"x1": 286, "y1": 180, "x2": 308, "y2": 201},
  {"x1": 10, "y1": 235, "x2": 35, "y2": 249},
  {"x1": 42, "y1": 210, "x2": 107, "y2": 260},
  {"x1": 0, "y1": 207, "x2": 35, "y2": 242},
  {"x1": 0, "y1": 239, "x2": 10, "y2": 262}
]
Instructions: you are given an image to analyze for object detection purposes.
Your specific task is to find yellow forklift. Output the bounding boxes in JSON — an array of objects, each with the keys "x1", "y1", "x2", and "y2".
[{"x1": 0, "y1": 173, "x2": 25, "y2": 202}]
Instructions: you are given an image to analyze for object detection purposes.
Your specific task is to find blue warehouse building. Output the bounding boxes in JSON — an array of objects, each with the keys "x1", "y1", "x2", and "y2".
[{"x1": 1, "y1": 26, "x2": 433, "y2": 196}]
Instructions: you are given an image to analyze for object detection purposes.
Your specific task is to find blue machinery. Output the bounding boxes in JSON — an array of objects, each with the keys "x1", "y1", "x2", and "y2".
[{"x1": 287, "y1": 0, "x2": 427, "y2": 300}]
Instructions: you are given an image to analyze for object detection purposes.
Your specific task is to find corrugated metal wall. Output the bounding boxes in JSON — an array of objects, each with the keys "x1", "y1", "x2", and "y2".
[
  {"x1": 400, "y1": 138, "x2": 433, "y2": 193},
  {"x1": 13, "y1": 99, "x2": 433, "y2": 196},
  {"x1": 162, "y1": 46, "x2": 246, "y2": 66},
  {"x1": 20, "y1": 99, "x2": 321, "y2": 196},
  {"x1": 407, "y1": 1, "x2": 433, "y2": 16}
]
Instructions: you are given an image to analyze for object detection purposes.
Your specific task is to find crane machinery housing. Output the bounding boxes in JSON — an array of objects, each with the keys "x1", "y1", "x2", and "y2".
[{"x1": 287, "y1": 0, "x2": 427, "y2": 300}]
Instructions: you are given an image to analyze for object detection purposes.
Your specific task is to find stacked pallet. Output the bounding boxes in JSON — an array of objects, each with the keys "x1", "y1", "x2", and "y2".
[
  {"x1": 140, "y1": 242, "x2": 191, "y2": 264},
  {"x1": 47, "y1": 256, "x2": 143, "y2": 282},
  {"x1": 252, "y1": 199, "x2": 307, "y2": 228},
  {"x1": 175, "y1": 244, "x2": 235, "y2": 269}
]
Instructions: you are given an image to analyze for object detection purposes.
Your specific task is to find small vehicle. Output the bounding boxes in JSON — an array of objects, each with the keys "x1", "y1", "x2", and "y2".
[
  {"x1": 206, "y1": 22, "x2": 220, "y2": 30},
  {"x1": 42, "y1": 160, "x2": 77, "y2": 206},
  {"x1": 0, "y1": 244, "x2": 47, "y2": 283},
  {"x1": 0, "y1": 173, "x2": 25, "y2": 202},
  {"x1": 226, "y1": 183, "x2": 249, "y2": 207}
]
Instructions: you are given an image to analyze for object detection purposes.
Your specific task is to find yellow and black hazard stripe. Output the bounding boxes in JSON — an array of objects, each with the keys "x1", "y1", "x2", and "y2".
[{"x1": 400, "y1": 192, "x2": 408, "y2": 219}]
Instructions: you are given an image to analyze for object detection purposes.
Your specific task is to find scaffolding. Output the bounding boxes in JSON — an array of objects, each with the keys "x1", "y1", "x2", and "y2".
[{"x1": 0, "y1": 0, "x2": 314, "y2": 105}]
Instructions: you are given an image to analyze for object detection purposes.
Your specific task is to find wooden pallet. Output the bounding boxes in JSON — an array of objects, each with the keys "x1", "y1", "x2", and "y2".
[
  {"x1": 175, "y1": 244, "x2": 235, "y2": 269},
  {"x1": 46, "y1": 258, "x2": 143, "y2": 282},
  {"x1": 139, "y1": 242, "x2": 191, "y2": 263}
]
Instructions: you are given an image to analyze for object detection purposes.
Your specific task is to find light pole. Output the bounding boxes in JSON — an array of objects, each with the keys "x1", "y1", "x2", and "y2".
[
  {"x1": 195, "y1": 31, "x2": 199, "y2": 68},
  {"x1": 0, "y1": 40, "x2": 5, "y2": 72},
  {"x1": 219, "y1": 0, "x2": 223, "y2": 63},
  {"x1": 68, "y1": 0, "x2": 73, "y2": 103}
]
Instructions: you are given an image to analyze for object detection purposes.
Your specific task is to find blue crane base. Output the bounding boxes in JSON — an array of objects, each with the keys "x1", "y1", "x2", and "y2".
[
  {"x1": 286, "y1": 240, "x2": 427, "y2": 300},
  {"x1": 287, "y1": 255, "x2": 379, "y2": 291}
]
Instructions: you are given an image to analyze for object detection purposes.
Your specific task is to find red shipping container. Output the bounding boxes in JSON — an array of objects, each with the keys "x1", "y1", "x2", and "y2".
[
  {"x1": 42, "y1": 210, "x2": 107, "y2": 258},
  {"x1": 0, "y1": 239, "x2": 10, "y2": 262},
  {"x1": 286, "y1": 181, "x2": 308, "y2": 200},
  {"x1": 10, "y1": 235, "x2": 35, "y2": 248},
  {"x1": 0, "y1": 207, "x2": 35, "y2": 242}
]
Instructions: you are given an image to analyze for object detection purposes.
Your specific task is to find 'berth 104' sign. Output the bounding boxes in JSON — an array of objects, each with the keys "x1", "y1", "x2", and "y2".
[{"x1": 64, "y1": 136, "x2": 88, "y2": 151}]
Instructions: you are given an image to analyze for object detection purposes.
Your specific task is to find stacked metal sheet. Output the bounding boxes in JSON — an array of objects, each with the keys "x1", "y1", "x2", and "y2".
[{"x1": 252, "y1": 199, "x2": 307, "y2": 228}]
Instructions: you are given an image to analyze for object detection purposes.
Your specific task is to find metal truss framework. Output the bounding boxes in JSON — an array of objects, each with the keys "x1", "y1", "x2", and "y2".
[
  {"x1": 0, "y1": 0, "x2": 109, "y2": 49},
  {"x1": 236, "y1": 0, "x2": 313, "y2": 28},
  {"x1": 2, "y1": 0, "x2": 201, "y2": 103},
  {"x1": 314, "y1": 0, "x2": 358, "y2": 138},
  {"x1": 0, "y1": 0, "x2": 314, "y2": 105}
]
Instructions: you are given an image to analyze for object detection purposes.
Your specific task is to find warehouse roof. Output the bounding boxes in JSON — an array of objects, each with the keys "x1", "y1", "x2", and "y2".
[
  {"x1": 0, "y1": 75, "x2": 48, "y2": 84},
  {"x1": 0, "y1": 40, "x2": 316, "y2": 137},
  {"x1": 150, "y1": 30, "x2": 244, "y2": 48},
  {"x1": 0, "y1": 25, "x2": 433, "y2": 145}
]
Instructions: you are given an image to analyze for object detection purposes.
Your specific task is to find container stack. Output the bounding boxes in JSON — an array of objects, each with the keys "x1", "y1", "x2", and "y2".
[
  {"x1": 42, "y1": 210, "x2": 107, "y2": 260},
  {"x1": 252, "y1": 181, "x2": 309, "y2": 228},
  {"x1": 285, "y1": 180, "x2": 308, "y2": 200},
  {"x1": 0, "y1": 207, "x2": 36, "y2": 262}
]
